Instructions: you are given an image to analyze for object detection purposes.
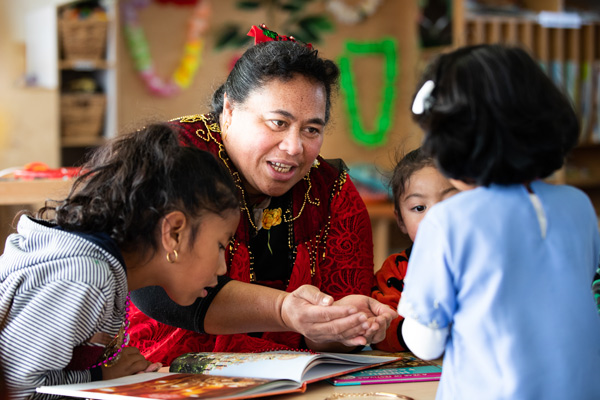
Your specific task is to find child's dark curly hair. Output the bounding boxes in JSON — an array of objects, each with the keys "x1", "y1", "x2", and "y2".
[
  {"x1": 37, "y1": 123, "x2": 239, "y2": 254},
  {"x1": 412, "y1": 44, "x2": 579, "y2": 186}
]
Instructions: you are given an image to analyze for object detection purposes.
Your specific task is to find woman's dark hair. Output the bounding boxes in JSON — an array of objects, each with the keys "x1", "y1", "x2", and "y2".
[
  {"x1": 211, "y1": 41, "x2": 340, "y2": 123},
  {"x1": 412, "y1": 44, "x2": 579, "y2": 186},
  {"x1": 389, "y1": 147, "x2": 435, "y2": 215},
  {"x1": 37, "y1": 123, "x2": 239, "y2": 253}
]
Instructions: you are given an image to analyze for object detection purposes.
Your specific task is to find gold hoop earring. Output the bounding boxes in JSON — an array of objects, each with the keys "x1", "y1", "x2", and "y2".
[{"x1": 166, "y1": 249, "x2": 179, "y2": 264}]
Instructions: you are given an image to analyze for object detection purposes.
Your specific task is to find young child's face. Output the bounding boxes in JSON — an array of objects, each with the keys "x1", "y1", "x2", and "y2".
[
  {"x1": 397, "y1": 166, "x2": 458, "y2": 242},
  {"x1": 166, "y1": 210, "x2": 240, "y2": 306}
]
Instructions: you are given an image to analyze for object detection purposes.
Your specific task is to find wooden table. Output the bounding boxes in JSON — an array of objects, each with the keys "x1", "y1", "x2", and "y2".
[
  {"x1": 0, "y1": 178, "x2": 72, "y2": 205},
  {"x1": 270, "y1": 379, "x2": 439, "y2": 400},
  {"x1": 0, "y1": 179, "x2": 74, "y2": 252}
]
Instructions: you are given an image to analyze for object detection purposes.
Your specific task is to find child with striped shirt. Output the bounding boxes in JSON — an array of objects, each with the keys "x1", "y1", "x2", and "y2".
[{"x1": 0, "y1": 123, "x2": 240, "y2": 399}]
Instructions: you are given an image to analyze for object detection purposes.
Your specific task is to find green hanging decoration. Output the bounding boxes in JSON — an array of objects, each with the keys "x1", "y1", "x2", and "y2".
[{"x1": 339, "y1": 38, "x2": 398, "y2": 147}]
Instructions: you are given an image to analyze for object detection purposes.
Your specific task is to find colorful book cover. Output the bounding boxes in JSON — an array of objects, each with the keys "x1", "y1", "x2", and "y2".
[
  {"x1": 37, "y1": 351, "x2": 400, "y2": 400},
  {"x1": 37, "y1": 372, "x2": 301, "y2": 400},
  {"x1": 592, "y1": 61, "x2": 600, "y2": 143},
  {"x1": 328, "y1": 354, "x2": 442, "y2": 386},
  {"x1": 579, "y1": 61, "x2": 593, "y2": 143},
  {"x1": 565, "y1": 60, "x2": 579, "y2": 108},
  {"x1": 550, "y1": 59, "x2": 565, "y2": 91}
]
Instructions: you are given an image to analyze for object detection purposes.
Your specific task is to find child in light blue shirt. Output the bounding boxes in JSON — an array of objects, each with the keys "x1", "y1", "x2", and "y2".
[{"x1": 399, "y1": 44, "x2": 600, "y2": 400}]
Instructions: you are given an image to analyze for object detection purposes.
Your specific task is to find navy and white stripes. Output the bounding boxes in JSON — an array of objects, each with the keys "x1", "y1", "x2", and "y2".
[{"x1": 0, "y1": 216, "x2": 127, "y2": 400}]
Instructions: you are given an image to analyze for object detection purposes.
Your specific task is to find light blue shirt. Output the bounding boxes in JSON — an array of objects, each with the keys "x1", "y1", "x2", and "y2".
[{"x1": 398, "y1": 181, "x2": 600, "y2": 400}]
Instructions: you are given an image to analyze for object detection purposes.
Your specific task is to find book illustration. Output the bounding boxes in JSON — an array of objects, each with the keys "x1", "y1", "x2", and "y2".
[
  {"x1": 170, "y1": 351, "x2": 303, "y2": 374},
  {"x1": 83, "y1": 374, "x2": 273, "y2": 399},
  {"x1": 38, "y1": 351, "x2": 399, "y2": 400},
  {"x1": 169, "y1": 350, "x2": 400, "y2": 384},
  {"x1": 328, "y1": 354, "x2": 442, "y2": 386},
  {"x1": 37, "y1": 372, "x2": 301, "y2": 400}
]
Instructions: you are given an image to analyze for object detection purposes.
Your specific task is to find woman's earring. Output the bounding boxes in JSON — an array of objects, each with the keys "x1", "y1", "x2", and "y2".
[
  {"x1": 166, "y1": 249, "x2": 179, "y2": 264},
  {"x1": 222, "y1": 121, "x2": 230, "y2": 141},
  {"x1": 312, "y1": 156, "x2": 321, "y2": 167}
]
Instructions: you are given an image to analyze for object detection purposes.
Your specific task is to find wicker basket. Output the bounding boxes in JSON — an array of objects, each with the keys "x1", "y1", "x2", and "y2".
[
  {"x1": 61, "y1": 93, "x2": 106, "y2": 138},
  {"x1": 59, "y1": 19, "x2": 108, "y2": 60}
]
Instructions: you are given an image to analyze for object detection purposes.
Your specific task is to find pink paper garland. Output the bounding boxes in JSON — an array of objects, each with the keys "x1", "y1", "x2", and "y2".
[{"x1": 121, "y1": 0, "x2": 210, "y2": 97}]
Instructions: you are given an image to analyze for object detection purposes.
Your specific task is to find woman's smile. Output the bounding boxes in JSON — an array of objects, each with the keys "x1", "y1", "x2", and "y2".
[{"x1": 268, "y1": 161, "x2": 296, "y2": 175}]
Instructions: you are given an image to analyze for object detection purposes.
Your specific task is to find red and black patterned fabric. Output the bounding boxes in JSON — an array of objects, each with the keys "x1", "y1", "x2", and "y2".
[{"x1": 128, "y1": 114, "x2": 375, "y2": 364}]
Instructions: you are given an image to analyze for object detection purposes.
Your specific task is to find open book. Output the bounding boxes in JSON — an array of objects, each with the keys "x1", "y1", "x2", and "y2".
[
  {"x1": 329, "y1": 353, "x2": 442, "y2": 385},
  {"x1": 37, "y1": 351, "x2": 399, "y2": 400}
]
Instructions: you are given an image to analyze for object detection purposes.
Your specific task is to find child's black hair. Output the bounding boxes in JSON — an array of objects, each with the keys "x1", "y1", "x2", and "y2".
[
  {"x1": 412, "y1": 44, "x2": 579, "y2": 186},
  {"x1": 389, "y1": 147, "x2": 435, "y2": 215},
  {"x1": 211, "y1": 41, "x2": 340, "y2": 123},
  {"x1": 37, "y1": 123, "x2": 239, "y2": 254}
]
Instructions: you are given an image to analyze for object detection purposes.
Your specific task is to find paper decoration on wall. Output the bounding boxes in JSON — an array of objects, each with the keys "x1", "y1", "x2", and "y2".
[
  {"x1": 326, "y1": 0, "x2": 384, "y2": 25},
  {"x1": 121, "y1": 0, "x2": 210, "y2": 97},
  {"x1": 339, "y1": 39, "x2": 398, "y2": 147},
  {"x1": 214, "y1": 1, "x2": 333, "y2": 50}
]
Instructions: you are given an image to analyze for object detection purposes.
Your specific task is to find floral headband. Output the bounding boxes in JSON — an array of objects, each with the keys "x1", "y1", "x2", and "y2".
[{"x1": 247, "y1": 23, "x2": 313, "y2": 50}]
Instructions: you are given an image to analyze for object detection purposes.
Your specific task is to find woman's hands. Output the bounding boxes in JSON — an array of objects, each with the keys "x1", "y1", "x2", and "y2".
[
  {"x1": 100, "y1": 347, "x2": 161, "y2": 380},
  {"x1": 280, "y1": 285, "x2": 397, "y2": 350}
]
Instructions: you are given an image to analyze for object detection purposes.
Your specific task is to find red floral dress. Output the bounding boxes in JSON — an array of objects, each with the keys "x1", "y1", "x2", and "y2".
[{"x1": 128, "y1": 114, "x2": 375, "y2": 364}]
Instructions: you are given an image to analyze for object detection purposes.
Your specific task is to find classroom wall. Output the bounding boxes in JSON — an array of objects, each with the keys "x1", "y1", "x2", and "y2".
[
  {"x1": 0, "y1": 0, "x2": 427, "y2": 171},
  {"x1": 0, "y1": 0, "x2": 61, "y2": 171},
  {"x1": 116, "y1": 0, "x2": 425, "y2": 171},
  {"x1": 0, "y1": 0, "x2": 427, "y2": 252}
]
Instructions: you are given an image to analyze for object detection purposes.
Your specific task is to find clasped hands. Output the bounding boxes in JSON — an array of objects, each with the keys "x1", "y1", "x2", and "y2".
[{"x1": 280, "y1": 285, "x2": 398, "y2": 349}]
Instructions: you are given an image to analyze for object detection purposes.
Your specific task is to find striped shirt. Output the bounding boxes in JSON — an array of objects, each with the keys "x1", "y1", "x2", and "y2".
[{"x1": 0, "y1": 216, "x2": 127, "y2": 399}]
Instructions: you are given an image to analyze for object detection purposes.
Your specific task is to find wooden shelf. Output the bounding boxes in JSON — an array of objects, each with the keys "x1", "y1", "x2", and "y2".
[
  {"x1": 0, "y1": 179, "x2": 72, "y2": 206},
  {"x1": 57, "y1": 1, "x2": 115, "y2": 166},
  {"x1": 454, "y1": 0, "x2": 600, "y2": 213},
  {"x1": 565, "y1": 178, "x2": 600, "y2": 189},
  {"x1": 59, "y1": 59, "x2": 110, "y2": 70},
  {"x1": 61, "y1": 136, "x2": 106, "y2": 148}
]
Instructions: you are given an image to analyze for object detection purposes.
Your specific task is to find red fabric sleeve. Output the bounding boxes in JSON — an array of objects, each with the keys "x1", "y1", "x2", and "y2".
[
  {"x1": 371, "y1": 252, "x2": 408, "y2": 352},
  {"x1": 318, "y1": 176, "x2": 375, "y2": 299}
]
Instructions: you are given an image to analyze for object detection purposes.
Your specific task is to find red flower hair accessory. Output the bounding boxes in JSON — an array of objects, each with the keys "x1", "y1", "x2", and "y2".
[{"x1": 247, "y1": 24, "x2": 313, "y2": 50}]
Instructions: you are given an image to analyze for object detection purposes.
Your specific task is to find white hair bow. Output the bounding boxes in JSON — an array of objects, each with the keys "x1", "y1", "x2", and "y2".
[{"x1": 411, "y1": 80, "x2": 435, "y2": 115}]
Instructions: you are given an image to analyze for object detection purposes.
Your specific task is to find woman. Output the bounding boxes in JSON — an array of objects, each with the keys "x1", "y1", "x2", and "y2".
[{"x1": 130, "y1": 25, "x2": 396, "y2": 364}]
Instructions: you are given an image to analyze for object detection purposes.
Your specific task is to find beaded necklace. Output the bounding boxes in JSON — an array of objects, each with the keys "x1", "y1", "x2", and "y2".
[
  {"x1": 182, "y1": 113, "x2": 319, "y2": 232},
  {"x1": 175, "y1": 113, "x2": 331, "y2": 284},
  {"x1": 89, "y1": 292, "x2": 131, "y2": 369}
]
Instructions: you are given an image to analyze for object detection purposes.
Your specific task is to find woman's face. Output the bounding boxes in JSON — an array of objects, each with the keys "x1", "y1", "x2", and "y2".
[{"x1": 222, "y1": 75, "x2": 326, "y2": 200}]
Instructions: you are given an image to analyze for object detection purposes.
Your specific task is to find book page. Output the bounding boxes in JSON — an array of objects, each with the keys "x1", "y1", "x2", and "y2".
[
  {"x1": 170, "y1": 351, "x2": 321, "y2": 383},
  {"x1": 301, "y1": 352, "x2": 401, "y2": 382},
  {"x1": 37, "y1": 372, "x2": 303, "y2": 400},
  {"x1": 169, "y1": 351, "x2": 399, "y2": 384}
]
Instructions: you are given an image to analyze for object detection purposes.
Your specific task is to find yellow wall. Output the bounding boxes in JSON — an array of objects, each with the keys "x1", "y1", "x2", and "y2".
[
  {"x1": 0, "y1": 0, "x2": 60, "y2": 170},
  {"x1": 115, "y1": 1, "x2": 425, "y2": 171},
  {"x1": 1, "y1": 0, "x2": 427, "y2": 171}
]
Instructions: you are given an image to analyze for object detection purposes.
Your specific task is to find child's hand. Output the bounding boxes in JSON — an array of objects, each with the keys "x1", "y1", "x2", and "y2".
[{"x1": 100, "y1": 347, "x2": 151, "y2": 380}]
